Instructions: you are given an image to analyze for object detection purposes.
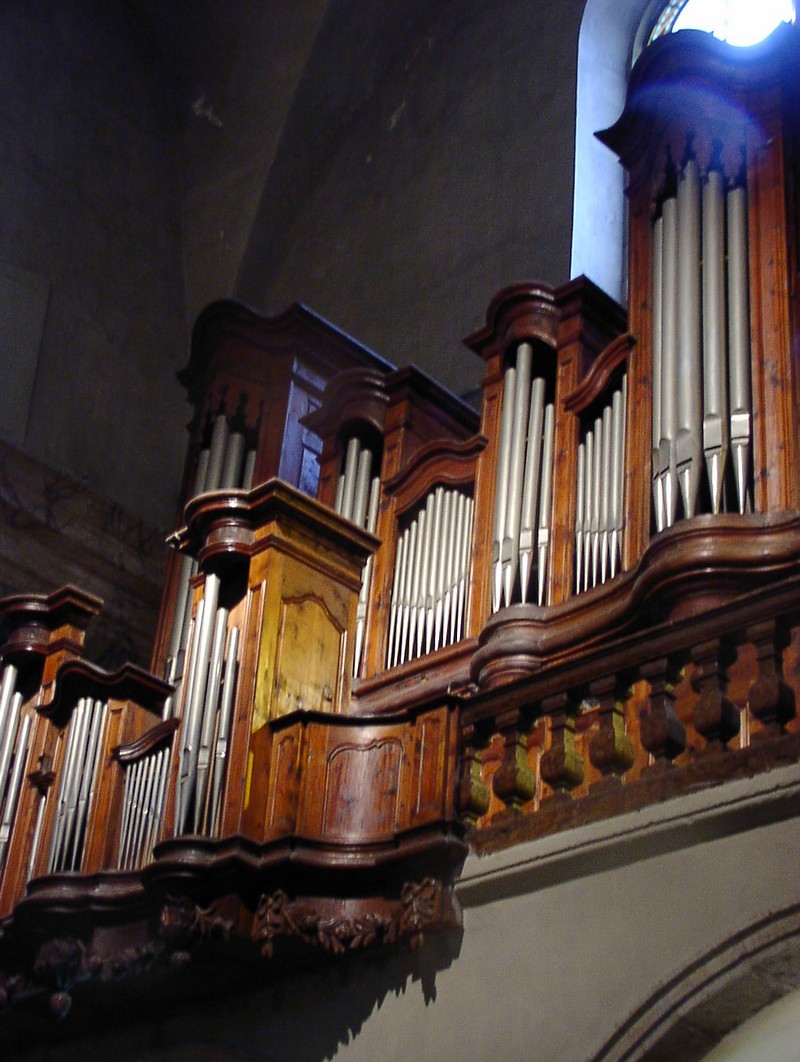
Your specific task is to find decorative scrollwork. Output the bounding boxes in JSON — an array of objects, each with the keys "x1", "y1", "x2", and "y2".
[
  {"x1": 255, "y1": 878, "x2": 443, "y2": 958},
  {"x1": 160, "y1": 896, "x2": 233, "y2": 961}
]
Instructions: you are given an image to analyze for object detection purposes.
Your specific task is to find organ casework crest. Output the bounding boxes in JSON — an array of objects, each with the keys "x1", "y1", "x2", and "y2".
[{"x1": 0, "y1": 25, "x2": 799, "y2": 1027}]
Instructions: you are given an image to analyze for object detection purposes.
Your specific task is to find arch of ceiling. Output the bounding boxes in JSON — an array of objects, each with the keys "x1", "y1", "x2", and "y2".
[{"x1": 595, "y1": 903, "x2": 800, "y2": 1060}]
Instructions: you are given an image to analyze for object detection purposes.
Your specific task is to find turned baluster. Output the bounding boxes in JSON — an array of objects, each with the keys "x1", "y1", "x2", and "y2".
[
  {"x1": 746, "y1": 619, "x2": 795, "y2": 739},
  {"x1": 458, "y1": 723, "x2": 491, "y2": 826},
  {"x1": 691, "y1": 637, "x2": 740, "y2": 751},
  {"x1": 490, "y1": 709, "x2": 537, "y2": 821},
  {"x1": 587, "y1": 673, "x2": 634, "y2": 789},
  {"x1": 639, "y1": 656, "x2": 686, "y2": 771},
  {"x1": 540, "y1": 692, "x2": 584, "y2": 799}
]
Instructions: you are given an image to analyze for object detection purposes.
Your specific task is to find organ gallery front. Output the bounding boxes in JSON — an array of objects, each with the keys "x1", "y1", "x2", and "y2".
[{"x1": 0, "y1": 26, "x2": 799, "y2": 1030}]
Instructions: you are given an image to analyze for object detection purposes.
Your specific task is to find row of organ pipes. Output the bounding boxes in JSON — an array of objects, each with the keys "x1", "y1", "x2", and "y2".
[
  {"x1": 651, "y1": 153, "x2": 752, "y2": 530},
  {"x1": 174, "y1": 572, "x2": 239, "y2": 837},
  {"x1": 387, "y1": 488, "x2": 474, "y2": 667},
  {"x1": 576, "y1": 375, "x2": 628, "y2": 594},
  {"x1": 48, "y1": 697, "x2": 108, "y2": 873},
  {"x1": 0, "y1": 665, "x2": 27, "y2": 873},
  {"x1": 492, "y1": 341, "x2": 555, "y2": 610},
  {"x1": 118, "y1": 744, "x2": 170, "y2": 871}
]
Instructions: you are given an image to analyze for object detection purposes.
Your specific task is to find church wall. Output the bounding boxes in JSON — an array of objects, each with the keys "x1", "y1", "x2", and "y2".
[
  {"x1": 236, "y1": 0, "x2": 587, "y2": 398},
  {"x1": 0, "y1": 0, "x2": 188, "y2": 530}
]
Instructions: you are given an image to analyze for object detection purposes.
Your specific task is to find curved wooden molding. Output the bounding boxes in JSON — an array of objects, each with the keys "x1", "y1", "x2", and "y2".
[
  {"x1": 471, "y1": 510, "x2": 800, "y2": 688},
  {"x1": 464, "y1": 282, "x2": 558, "y2": 364},
  {"x1": 302, "y1": 366, "x2": 392, "y2": 442},
  {"x1": 597, "y1": 25, "x2": 800, "y2": 172},
  {"x1": 383, "y1": 435, "x2": 487, "y2": 513},
  {"x1": 563, "y1": 334, "x2": 635, "y2": 414},
  {"x1": 114, "y1": 718, "x2": 179, "y2": 763}
]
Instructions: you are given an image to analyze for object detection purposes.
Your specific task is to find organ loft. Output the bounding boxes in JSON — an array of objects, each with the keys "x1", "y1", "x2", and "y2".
[{"x1": 0, "y1": 23, "x2": 799, "y2": 1049}]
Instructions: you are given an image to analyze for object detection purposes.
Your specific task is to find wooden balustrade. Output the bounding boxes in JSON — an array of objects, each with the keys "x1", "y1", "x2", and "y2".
[{"x1": 462, "y1": 573, "x2": 800, "y2": 850}]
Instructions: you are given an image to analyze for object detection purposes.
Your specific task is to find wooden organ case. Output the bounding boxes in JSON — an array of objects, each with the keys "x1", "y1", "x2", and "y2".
[{"x1": 1, "y1": 26, "x2": 800, "y2": 1029}]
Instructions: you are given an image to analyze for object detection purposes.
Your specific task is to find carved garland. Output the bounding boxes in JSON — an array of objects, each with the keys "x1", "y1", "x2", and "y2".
[{"x1": 256, "y1": 878, "x2": 442, "y2": 957}]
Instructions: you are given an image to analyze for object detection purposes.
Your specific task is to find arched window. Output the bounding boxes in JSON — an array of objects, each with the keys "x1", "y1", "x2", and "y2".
[
  {"x1": 571, "y1": 0, "x2": 796, "y2": 302},
  {"x1": 649, "y1": 0, "x2": 795, "y2": 46}
]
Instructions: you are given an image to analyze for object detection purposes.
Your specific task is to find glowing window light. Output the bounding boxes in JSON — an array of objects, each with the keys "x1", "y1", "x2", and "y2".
[{"x1": 650, "y1": 0, "x2": 795, "y2": 46}]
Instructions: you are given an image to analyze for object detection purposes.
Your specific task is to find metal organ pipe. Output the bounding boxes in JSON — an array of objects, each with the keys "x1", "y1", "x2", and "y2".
[
  {"x1": 492, "y1": 365, "x2": 516, "y2": 613},
  {"x1": 0, "y1": 713, "x2": 31, "y2": 870},
  {"x1": 385, "y1": 487, "x2": 473, "y2": 668},
  {"x1": 493, "y1": 347, "x2": 555, "y2": 611},
  {"x1": 660, "y1": 195, "x2": 679, "y2": 530},
  {"x1": 727, "y1": 182, "x2": 752, "y2": 515},
  {"x1": 652, "y1": 217, "x2": 665, "y2": 532},
  {"x1": 574, "y1": 376, "x2": 627, "y2": 594},
  {"x1": 49, "y1": 698, "x2": 108, "y2": 873},
  {"x1": 167, "y1": 415, "x2": 256, "y2": 685},
  {"x1": 332, "y1": 435, "x2": 380, "y2": 678},
  {"x1": 676, "y1": 159, "x2": 703, "y2": 519},
  {"x1": 702, "y1": 168, "x2": 729, "y2": 513}
]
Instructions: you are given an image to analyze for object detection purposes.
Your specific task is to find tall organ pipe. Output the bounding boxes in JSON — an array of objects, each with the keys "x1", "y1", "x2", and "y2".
[
  {"x1": 660, "y1": 195, "x2": 679, "y2": 529},
  {"x1": 676, "y1": 159, "x2": 703, "y2": 519},
  {"x1": 503, "y1": 344, "x2": 533, "y2": 608},
  {"x1": 519, "y1": 376, "x2": 546, "y2": 605},
  {"x1": 702, "y1": 168, "x2": 729, "y2": 513},
  {"x1": 727, "y1": 182, "x2": 752, "y2": 514},
  {"x1": 652, "y1": 217, "x2": 665, "y2": 532},
  {"x1": 492, "y1": 365, "x2": 516, "y2": 613}
]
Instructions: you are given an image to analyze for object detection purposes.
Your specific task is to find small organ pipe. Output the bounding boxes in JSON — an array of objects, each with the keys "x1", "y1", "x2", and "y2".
[
  {"x1": 204, "y1": 415, "x2": 230, "y2": 492},
  {"x1": 575, "y1": 442, "x2": 586, "y2": 593},
  {"x1": 221, "y1": 431, "x2": 246, "y2": 489},
  {"x1": 727, "y1": 182, "x2": 752, "y2": 514},
  {"x1": 27, "y1": 788, "x2": 47, "y2": 881},
  {"x1": 519, "y1": 376, "x2": 546, "y2": 606},
  {"x1": 600, "y1": 402, "x2": 613, "y2": 585},
  {"x1": 0, "y1": 712, "x2": 31, "y2": 868},
  {"x1": 537, "y1": 404, "x2": 555, "y2": 606},
  {"x1": 426, "y1": 488, "x2": 444, "y2": 654},
  {"x1": 210, "y1": 625, "x2": 239, "y2": 836},
  {"x1": 193, "y1": 606, "x2": 229, "y2": 833},
  {"x1": 457, "y1": 497, "x2": 474, "y2": 640},
  {"x1": 583, "y1": 427, "x2": 594, "y2": 591},
  {"x1": 416, "y1": 501, "x2": 434, "y2": 659},
  {"x1": 702, "y1": 168, "x2": 729, "y2": 513},
  {"x1": 0, "y1": 666, "x2": 21, "y2": 805},
  {"x1": 450, "y1": 494, "x2": 466, "y2": 645},
  {"x1": 351, "y1": 447, "x2": 372, "y2": 529},
  {"x1": 435, "y1": 490, "x2": 453, "y2": 651},
  {"x1": 242, "y1": 449, "x2": 257, "y2": 490},
  {"x1": 177, "y1": 573, "x2": 220, "y2": 834},
  {"x1": 69, "y1": 699, "x2": 104, "y2": 870},
  {"x1": 590, "y1": 413, "x2": 603, "y2": 589},
  {"x1": 339, "y1": 437, "x2": 361, "y2": 522},
  {"x1": 387, "y1": 529, "x2": 406, "y2": 668},
  {"x1": 676, "y1": 159, "x2": 703, "y2": 518},
  {"x1": 399, "y1": 521, "x2": 417, "y2": 667},
  {"x1": 610, "y1": 379, "x2": 626, "y2": 578},
  {"x1": 50, "y1": 700, "x2": 82, "y2": 870}
]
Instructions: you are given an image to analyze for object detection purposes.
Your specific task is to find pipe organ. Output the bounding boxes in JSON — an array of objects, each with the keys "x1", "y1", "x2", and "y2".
[
  {"x1": 650, "y1": 153, "x2": 752, "y2": 529},
  {"x1": 0, "y1": 26, "x2": 800, "y2": 1028}
]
